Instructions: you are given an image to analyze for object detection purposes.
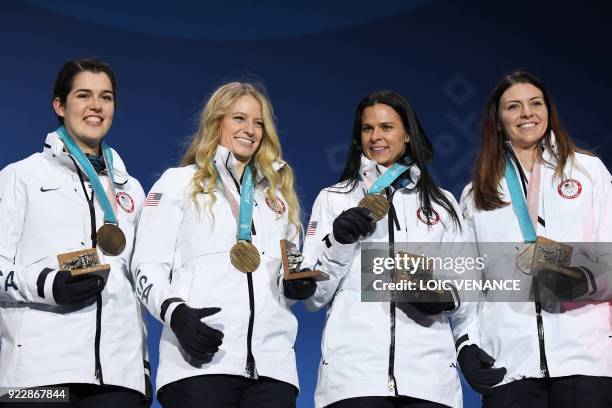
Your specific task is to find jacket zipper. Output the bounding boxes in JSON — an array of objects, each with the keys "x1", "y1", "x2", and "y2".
[
  {"x1": 245, "y1": 274, "x2": 257, "y2": 378},
  {"x1": 226, "y1": 159, "x2": 257, "y2": 378},
  {"x1": 532, "y1": 279, "x2": 550, "y2": 377},
  {"x1": 512, "y1": 155, "x2": 550, "y2": 378},
  {"x1": 386, "y1": 188, "x2": 398, "y2": 395},
  {"x1": 75, "y1": 166, "x2": 104, "y2": 384}
]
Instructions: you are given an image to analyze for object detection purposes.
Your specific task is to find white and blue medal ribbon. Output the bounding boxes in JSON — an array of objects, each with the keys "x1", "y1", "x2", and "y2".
[
  {"x1": 505, "y1": 151, "x2": 541, "y2": 275},
  {"x1": 237, "y1": 166, "x2": 255, "y2": 242},
  {"x1": 56, "y1": 126, "x2": 126, "y2": 255},
  {"x1": 358, "y1": 159, "x2": 411, "y2": 222},
  {"x1": 215, "y1": 164, "x2": 260, "y2": 273},
  {"x1": 366, "y1": 161, "x2": 411, "y2": 194},
  {"x1": 504, "y1": 152, "x2": 537, "y2": 243}
]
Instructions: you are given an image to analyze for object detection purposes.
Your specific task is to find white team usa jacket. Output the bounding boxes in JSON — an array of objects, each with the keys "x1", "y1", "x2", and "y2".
[
  {"x1": 131, "y1": 145, "x2": 300, "y2": 394},
  {"x1": 460, "y1": 146, "x2": 612, "y2": 386},
  {"x1": 0, "y1": 131, "x2": 148, "y2": 394},
  {"x1": 301, "y1": 155, "x2": 479, "y2": 408}
]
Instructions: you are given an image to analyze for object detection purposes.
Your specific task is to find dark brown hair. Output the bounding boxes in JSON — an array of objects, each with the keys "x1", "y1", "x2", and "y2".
[
  {"x1": 340, "y1": 90, "x2": 461, "y2": 228},
  {"x1": 52, "y1": 58, "x2": 117, "y2": 125},
  {"x1": 471, "y1": 70, "x2": 587, "y2": 211}
]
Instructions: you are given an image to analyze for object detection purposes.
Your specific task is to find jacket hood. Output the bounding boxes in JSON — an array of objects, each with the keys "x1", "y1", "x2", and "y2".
[
  {"x1": 43, "y1": 130, "x2": 129, "y2": 185},
  {"x1": 213, "y1": 144, "x2": 286, "y2": 185}
]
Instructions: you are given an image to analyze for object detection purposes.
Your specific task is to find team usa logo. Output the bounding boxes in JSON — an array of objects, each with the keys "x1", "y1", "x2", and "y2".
[
  {"x1": 417, "y1": 207, "x2": 440, "y2": 225},
  {"x1": 116, "y1": 192, "x2": 135, "y2": 213},
  {"x1": 557, "y1": 179, "x2": 582, "y2": 199},
  {"x1": 265, "y1": 196, "x2": 286, "y2": 215}
]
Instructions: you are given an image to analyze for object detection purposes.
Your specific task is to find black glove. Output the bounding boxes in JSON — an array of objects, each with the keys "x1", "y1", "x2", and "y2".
[
  {"x1": 283, "y1": 278, "x2": 317, "y2": 300},
  {"x1": 397, "y1": 288, "x2": 456, "y2": 316},
  {"x1": 458, "y1": 344, "x2": 506, "y2": 395},
  {"x1": 170, "y1": 304, "x2": 224, "y2": 360},
  {"x1": 52, "y1": 270, "x2": 105, "y2": 306},
  {"x1": 537, "y1": 265, "x2": 589, "y2": 300},
  {"x1": 333, "y1": 207, "x2": 376, "y2": 244}
]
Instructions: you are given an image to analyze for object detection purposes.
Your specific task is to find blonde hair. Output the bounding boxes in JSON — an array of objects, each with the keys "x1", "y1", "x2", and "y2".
[{"x1": 181, "y1": 82, "x2": 302, "y2": 235}]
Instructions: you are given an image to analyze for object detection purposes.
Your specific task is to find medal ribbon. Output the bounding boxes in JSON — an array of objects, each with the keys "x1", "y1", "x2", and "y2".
[
  {"x1": 56, "y1": 126, "x2": 117, "y2": 225},
  {"x1": 215, "y1": 164, "x2": 255, "y2": 242},
  {"x1": 504, "y1": 151, "x2": 541, "y2": 243},
  {"x1": 365, "y1": 161, "x2": 411, "y2": 193}
]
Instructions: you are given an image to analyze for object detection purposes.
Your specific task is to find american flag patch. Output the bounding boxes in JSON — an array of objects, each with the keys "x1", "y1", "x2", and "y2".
[
  {"x1": 144, "y1": 192, "x2": 163, "y2": 206},
  {"x1": 306, "y1": 221, "x2": 318, "y2": 236}
]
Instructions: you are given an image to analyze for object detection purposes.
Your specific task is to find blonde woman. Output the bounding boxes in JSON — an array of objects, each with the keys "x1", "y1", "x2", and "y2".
[{"x1": 132, "y1": 82, "x2": 310, "y2": 407}]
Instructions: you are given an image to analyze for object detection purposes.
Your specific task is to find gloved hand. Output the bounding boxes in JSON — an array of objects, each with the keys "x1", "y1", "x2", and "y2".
[
  {"x1": 283, "y1": 278, "x2": 317, "y2": 300},
  {"x1": 458, "y1": 344, "x2": 507, "y2": 395},
  {"x1": 52, "y1": 270, "x2": 105, "y2": 306},
  {"x1": 170, "y1": 304, "x2": 224, "y2": 361},
  {"x1": 537, "y1": 264, "x2": 589, "y2": 300},
  {"x1": 333, "y1": 207, "x2": 375, "y2": 244},
  {"x1": 396, "y1": 287, "x2": 456, "y2": 316}
]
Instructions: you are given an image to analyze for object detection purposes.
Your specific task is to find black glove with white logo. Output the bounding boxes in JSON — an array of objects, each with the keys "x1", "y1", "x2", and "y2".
[
  {"x1": 333, "y1": 207, "x2": 376, "y2": 244},
  {"x1": 458, "y1": 344, "x2": 507, "y2": 395},
  {"x1": 52, "y1": 270, "x2": 105, "y2": 306},
  {"x1": 170, "y1": 304, "x2": 224, "y2": 361},
  {"x1": 537, "y1": 265, "x2": 589, "y2": 300},
  {"x1": 283, "y1": 278, "x2": 317, "y2": 300}
]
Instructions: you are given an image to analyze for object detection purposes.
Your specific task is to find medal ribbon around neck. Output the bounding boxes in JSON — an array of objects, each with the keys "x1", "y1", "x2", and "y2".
[
  {"x1": 56, "y1": 126, "x2": 125, "y2": 255},
  {"x1": 215, "y1": 163, "x2": 260, "y2": 273},
  {"x1": 358, "y1": 159, "x2": 411, "y2": 222},
  {"x1": 504, "y1": 151, "x2": 542, "y2": 244},
  {"x1": 365, "y1": 161, "x2": 411, "y2": 193}
]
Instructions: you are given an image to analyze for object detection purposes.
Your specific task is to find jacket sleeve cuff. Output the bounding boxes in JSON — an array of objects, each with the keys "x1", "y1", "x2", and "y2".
[
  {"x1": 160, "y1": 297, "x2": 185, "y2": 326},
  {"x1": 35, "y1": 268, "x2": 59, "y2": 305},
  {"x1": 455, "y1": 333, "x2": 476, "y2": 354}
]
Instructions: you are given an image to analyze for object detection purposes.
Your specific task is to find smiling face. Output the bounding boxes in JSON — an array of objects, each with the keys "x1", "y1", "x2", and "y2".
[
  {"x1": 360, "y1": 103, "x2": 409, "y2": 167},
  {"x1": 499, "y1": 83, "x2": 549, "y2": 150},
  {"x1": 53, "y1": 71, "x2": 115, "y2": 155},
  {"x1": 219, "y1": 95, "x2": 264, "y2": 164}
]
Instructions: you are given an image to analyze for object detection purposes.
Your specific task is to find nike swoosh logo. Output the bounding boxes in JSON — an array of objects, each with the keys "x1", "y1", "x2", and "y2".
[{"x1": 40, "y1": 187, "x2": 60, "y2": 192}]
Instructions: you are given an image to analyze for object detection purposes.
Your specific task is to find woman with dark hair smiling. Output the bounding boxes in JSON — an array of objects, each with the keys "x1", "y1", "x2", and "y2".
[
  {"x1": 0, "y1": 58, "x2": 149, "y2": 406},
  {"x1": 461, "y1": 70, "x2": 612, "y2": 407},
  {"x1": 301, "y1": 91, "x2": 505, "y2": 408}
]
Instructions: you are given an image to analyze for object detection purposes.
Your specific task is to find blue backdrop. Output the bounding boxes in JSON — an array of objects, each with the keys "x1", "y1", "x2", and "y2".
[{"x1": 1, "y1": 1, "x2": 611, "y2": 407}]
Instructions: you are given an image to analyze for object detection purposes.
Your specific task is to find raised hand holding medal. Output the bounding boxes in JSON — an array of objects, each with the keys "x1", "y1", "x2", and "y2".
[{"x1": 57, "y1": 126, "x2": 126, "y2": 257}]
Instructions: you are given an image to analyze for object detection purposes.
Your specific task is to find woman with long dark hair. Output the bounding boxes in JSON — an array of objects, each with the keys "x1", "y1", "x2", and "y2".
[
  {"x1": 301, "y1": 91, "x2": 504, "y2": 408},
  {"x1": 461, "y1": 70, "x2": 612, "y2": 407},
  {"x1": 0, "y1": 58, "x2": 149, "y2": 406}
]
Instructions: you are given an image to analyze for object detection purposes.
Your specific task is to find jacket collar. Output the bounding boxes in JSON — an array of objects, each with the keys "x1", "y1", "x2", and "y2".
[
  {"x1": 359, "y1": 154, "x2": 420, "y2": 190},
  {"x1": 212, "y1": 144, "x2": 286, "y2": 185},
  {"x1": 42, "y1": 130, "x2": 129, "y2": 185},
  {"x1": 540, "y1": 130, "x2": 559, "y2": 168}
]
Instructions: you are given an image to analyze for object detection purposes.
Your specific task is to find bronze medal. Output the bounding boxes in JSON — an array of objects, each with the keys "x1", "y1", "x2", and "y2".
[
  {"x1": 358, "y1": 194, "x2": 390, "y2": 222},
  {"x1": 97, "y1": 223, "x2": 126, "y2": 256},
  {"x1": 516, "y1": 243, "x2": 535, "y2": 275},
  {"x1": 230, "y1": 240, "x2": 260, "y2": 273}
]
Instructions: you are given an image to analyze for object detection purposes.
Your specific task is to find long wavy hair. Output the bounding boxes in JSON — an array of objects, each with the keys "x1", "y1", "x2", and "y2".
[
  {"x1": 181, "y1": 82, "x2": 301, "y2": 234},
  {"x1": 339, "y1": 90, "x2": 460, "y2": 227},
  {"x1": 471, "y1": 70, "x2": 590, "y2": 211}
]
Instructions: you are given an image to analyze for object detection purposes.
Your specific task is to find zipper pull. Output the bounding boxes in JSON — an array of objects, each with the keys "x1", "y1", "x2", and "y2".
[
  {"x1": 246, "y1": 361, "x2": 258, "y2": 379},
  {"x1": 388, "y1": 376, "x2": 396, "y2": 393}
]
